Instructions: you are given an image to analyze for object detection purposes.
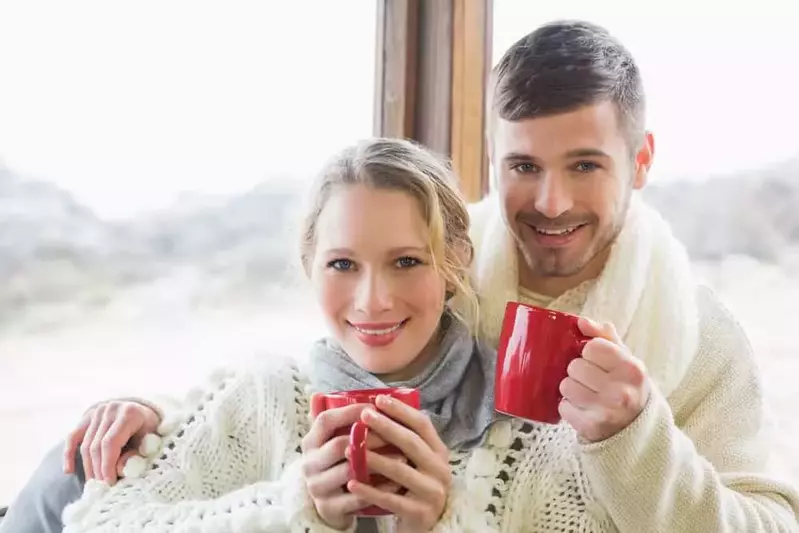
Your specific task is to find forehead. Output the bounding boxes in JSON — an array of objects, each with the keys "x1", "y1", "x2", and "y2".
[
  {"x1": 492, "y1": 101, "x2": 626, "y2": 156},
  {"x1": 316, "y1": 185, "x2": 429, "y2": 250}
]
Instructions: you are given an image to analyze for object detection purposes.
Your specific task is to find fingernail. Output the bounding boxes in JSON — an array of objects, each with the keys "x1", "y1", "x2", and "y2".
[{"x1": 377, "y1": 395, "x2": 393, "y2": 406}]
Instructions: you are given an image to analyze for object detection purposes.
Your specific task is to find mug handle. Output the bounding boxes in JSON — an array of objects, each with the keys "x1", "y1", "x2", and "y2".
[{"x1": 348, "y1": 421, "x2": 370, "y2": 484}]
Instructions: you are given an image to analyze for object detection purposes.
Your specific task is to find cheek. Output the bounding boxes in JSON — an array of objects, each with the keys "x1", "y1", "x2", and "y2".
[
  {"x1": 402, "y1": 271, "x2": 447, "y2": 315},
  {"x1": 498, "y1": 173, "x2": 526, "y2": 218},
  {"x1": 313, "y1": 273, "x2": 351, "y2": 323}
]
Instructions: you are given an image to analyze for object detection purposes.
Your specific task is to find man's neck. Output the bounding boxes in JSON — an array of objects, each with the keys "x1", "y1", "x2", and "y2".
[{"x1": 517, "y1": 246, "x2": 610, "y2": 297}]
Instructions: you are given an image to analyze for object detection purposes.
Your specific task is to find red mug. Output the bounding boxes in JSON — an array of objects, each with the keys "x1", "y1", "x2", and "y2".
[
  {"x1": 316, "y1": 387, "x2": 420, "y2": 516},
  {"x1": 495, "y1": 302, "x2": 590, "y2": 424}
]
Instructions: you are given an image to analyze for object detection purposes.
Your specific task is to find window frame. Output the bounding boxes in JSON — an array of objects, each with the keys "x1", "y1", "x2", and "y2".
[{"x1": 374, "y1": 0, "x2": 493, "y2": 202}]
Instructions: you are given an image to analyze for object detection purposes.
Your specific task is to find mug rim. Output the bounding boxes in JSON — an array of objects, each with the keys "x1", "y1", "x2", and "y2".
[
  {"x1": 324, "y1": 386, "x2": 418, "y2": 398},
  {"x1": 507, "y1": 300, "x2": 581, "y2": 321}
]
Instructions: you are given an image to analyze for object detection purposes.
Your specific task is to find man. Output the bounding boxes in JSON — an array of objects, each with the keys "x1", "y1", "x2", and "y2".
[
  {"x1": 3, "y1": 19, "x2": 798, "y2": 533},
  {"x1": 467, "y1": 19, "x2": 798, "y2": 531}
]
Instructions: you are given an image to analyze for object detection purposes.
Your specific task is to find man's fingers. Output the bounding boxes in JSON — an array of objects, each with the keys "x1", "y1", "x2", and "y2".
[
  {"x1": 581, "y1": 337, "x2": 625, "y2": 372},
  {"x1": 101, "y1": 416, "x2": 139, "y2": 483},
  {"x1": 559, "y1": 376, "x2": 599, "y2": 409},
  {"x1": 577, "y1": 317, "x2": 622, "y2": 344},
  {"x1": 63, "y1": 415, "x2": 91, "y2": 474},
  {"x1": 80, "y1": 410, "x2": 104, "y2": 480},
  {"x1": 566, "y1": 357, "x2": 609, "y2": 393},
  {"x1": 90, "y1": 415, "x2": 115, "y2": 482}
]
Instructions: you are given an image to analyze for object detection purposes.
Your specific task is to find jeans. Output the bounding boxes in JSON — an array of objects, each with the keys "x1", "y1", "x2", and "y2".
[{"x1": 0, "y1": 443, "x2": 85, "y2": 533}]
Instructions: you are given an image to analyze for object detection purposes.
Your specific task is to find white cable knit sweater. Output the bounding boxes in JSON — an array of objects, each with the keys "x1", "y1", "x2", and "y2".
[
  {"x1": 61, "y1": 287, "x2": 799, "y2": 533},
  {"x1": 62, "y1": 196, "x2": 799, "y2": 532}
]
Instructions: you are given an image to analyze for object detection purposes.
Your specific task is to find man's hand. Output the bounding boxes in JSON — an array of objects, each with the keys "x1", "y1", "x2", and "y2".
[
  {"x1": 64, "y1": 401, "x2": 160, "y2": 484},
  {"x1": 559, "y1": 318, "x2": 651, "y2": 443}
]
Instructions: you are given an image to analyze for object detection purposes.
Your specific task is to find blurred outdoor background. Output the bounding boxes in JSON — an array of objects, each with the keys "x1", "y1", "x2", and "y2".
[{"x1": 1, "y1": 0, "x2": 797, "y2": 504}]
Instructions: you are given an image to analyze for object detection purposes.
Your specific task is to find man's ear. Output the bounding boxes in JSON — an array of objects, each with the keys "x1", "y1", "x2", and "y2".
[{"x1": 633, "y1": 131, "x2": 655, "y2": 190}]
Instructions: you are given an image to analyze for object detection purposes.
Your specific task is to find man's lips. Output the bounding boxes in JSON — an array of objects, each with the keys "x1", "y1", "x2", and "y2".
[{"x1": 522, "y1": 222, "x2": 588, "y2": 247}]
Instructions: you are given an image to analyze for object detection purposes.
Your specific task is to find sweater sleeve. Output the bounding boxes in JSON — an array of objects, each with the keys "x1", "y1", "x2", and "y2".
[
  {"x1": 62, "y1": 359, "x2": 312, "y2": 533},
  {"x1": 580, "y1": 289, "x2": 799, "y2": 533}
]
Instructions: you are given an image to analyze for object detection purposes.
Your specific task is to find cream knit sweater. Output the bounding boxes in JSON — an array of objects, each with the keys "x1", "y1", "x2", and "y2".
[
  {"x1": 61, "y1": 285, "x2": 799, "y2": 533},
  {"x1": 62, "y1": 197, "x2": 799, "y2": 532}
]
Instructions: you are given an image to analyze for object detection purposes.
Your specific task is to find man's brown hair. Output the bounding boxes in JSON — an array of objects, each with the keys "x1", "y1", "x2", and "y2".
[{"x1": 491, "y1": 20, "x2": 646, "y2": 149}]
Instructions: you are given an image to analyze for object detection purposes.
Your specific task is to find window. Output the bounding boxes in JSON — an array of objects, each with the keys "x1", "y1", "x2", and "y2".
[
  {"x1": 0, "y1": 1, "x2": 376, "y2": 504},
  {"x1": 493, "y1": 0, "x2": 798, "y2": 479}
]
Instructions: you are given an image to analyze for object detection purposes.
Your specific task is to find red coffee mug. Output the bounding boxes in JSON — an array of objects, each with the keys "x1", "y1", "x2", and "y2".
[
  {"x1": 495, "y1": 302, "x2": 590, "y2": 424},
  {"x1": 317, "y1": 387, "x2": 420, "y2": 516}
]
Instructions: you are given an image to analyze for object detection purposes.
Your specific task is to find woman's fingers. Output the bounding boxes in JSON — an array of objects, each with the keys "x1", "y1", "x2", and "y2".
[
  {"x1": 301, "y1": 404, "x2": 368, "y2": 452},
  {"x1": 347, "y1": 480, "x2": 426, "y2": 519},
  {"x1": 360, "y1": 407, "x2": 448, "y2": 480},
  {"x1": 374, "y1": 396, "x2": 448, "y2": 455},
  {"x1": 314, "y1": 491, "x2": 369, "y2": 521},
  {"x1": 363, "y1": 450, "x2": 440, "y2": 500},
  {"x1": 305, "y1": 460, "x2": 351, "y2": 499},
  {"x1": 302, "y1": 435, "x2": 349, "y2": 477}
]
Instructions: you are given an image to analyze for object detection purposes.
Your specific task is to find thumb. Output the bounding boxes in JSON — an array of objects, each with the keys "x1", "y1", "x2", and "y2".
[{"x1": 578, "y1": 317, "x2": 622, "y2": 343}]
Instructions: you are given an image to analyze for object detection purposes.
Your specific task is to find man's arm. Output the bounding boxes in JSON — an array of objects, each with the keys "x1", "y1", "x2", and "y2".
[{"x1": 580, "y1": 288, "x2": 798, "y2": 532}]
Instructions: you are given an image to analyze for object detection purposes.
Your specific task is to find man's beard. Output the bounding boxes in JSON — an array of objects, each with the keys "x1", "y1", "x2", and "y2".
[{"x1": 516, "y1": 206, "x2": 626, "y2": 279}]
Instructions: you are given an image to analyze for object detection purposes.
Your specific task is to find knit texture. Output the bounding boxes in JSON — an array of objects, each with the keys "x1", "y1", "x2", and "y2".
[
  {"x1": 62, "y1": 194, "x2": 799, "y2": 532},
  {"x1": 61, "y1": 287, "x2": 799, "y2": 532}
]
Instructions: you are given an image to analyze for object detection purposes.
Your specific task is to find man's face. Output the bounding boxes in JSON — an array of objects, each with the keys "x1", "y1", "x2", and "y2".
[{"x1": 490, "y1": 101, "x2": 653, "y2": 286}]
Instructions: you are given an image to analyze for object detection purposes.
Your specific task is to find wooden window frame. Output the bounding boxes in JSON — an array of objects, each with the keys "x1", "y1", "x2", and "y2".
[{"x1": 373, "y1": 0, "x2": 493, "y2": 203}]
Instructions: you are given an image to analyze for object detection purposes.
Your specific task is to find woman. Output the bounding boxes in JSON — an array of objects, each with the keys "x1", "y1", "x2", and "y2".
[{"x1": 56, "y1": 137, "x2": 503, "y2": 532}]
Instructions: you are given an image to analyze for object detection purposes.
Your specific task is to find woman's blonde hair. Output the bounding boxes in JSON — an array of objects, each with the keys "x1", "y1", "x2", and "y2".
[{"x1": 299, "y1": 137, "x2": 478, "y2": 331}]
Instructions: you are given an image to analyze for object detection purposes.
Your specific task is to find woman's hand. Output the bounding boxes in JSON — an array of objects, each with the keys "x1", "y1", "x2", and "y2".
[
  {"x1": 64, "y1": 400, "x2": 160, "y2": 485},
  {"x1": 347, "y1": 395, "x2": 452, "y2": 533},
  {"x1": 301, "y1": 394, "x2": 395, "y2": 531}
]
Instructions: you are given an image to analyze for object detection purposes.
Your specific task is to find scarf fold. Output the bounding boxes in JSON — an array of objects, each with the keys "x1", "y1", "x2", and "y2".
[
  {"x1": 307, "y1": 313, "x2": 499, "y2": 450},
  {"x1": 468, "y1": 193, "x2": 700, "y2": 398}
]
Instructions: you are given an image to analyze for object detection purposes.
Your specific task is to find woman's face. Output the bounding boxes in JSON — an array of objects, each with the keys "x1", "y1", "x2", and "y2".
[{"x1": 310, "y1": 184, "x2": 447, "y2": 381}]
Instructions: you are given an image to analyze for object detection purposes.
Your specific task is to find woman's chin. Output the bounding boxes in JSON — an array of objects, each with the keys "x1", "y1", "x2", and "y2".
[{"x1": 346, "y1": 347, "x2": 410, "y2": 378}]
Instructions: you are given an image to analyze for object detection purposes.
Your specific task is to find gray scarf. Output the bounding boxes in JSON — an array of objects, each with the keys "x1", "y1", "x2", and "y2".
[
  {"x1": 308, "y1": 314, "x2": 500, "y2": 533},
  {"x1": 308, "y1": 312, "x2": 500, "y2": 450}
]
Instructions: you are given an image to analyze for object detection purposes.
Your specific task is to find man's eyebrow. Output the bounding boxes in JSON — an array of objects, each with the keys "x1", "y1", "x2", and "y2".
[
  {"x1": 502, "y1": 152, "x2": 537, "y2": 162},
  {"x1": 564, "y1": 148, "x2": 611, "y2": 159},
  {"x1": 501, "y1": 148, "x2": 612, "y2": 162}
]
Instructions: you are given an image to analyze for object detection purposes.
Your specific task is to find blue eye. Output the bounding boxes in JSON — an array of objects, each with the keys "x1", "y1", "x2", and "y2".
[
  {"x1": 397, "y1": 256, "x2": 421, "y2": 268},
  {"x1": 327, "y1": 259, "x2": 354, "y2": 271}
]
